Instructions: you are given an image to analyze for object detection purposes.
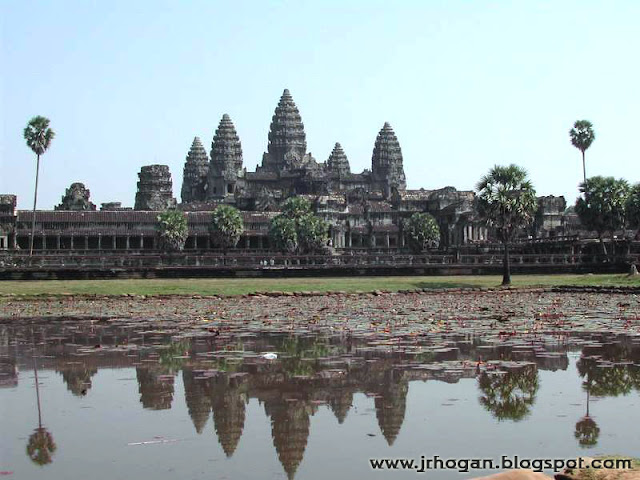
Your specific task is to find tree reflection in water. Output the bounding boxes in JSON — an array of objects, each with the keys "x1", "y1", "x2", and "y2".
[
  {"x1": 27, "y1": 332, "x2": 57, "y2": 466},
  {"x1": 574, "y1": 343, "x2": 640, "y2": 448},
  {"x1": 574, "y1": 415, "x2": 600, "y2": 448},
  {"x1": 26, "y1": 427, "x2": 57, "y2": 466},
  {"x1": 477, "y1": 364, "x2": 539, "y2": 421}
]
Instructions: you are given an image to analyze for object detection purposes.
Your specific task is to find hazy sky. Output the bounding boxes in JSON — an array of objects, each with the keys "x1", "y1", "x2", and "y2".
[{"x1": 2, "y1": 1, "x2": 639, "y2": 210}]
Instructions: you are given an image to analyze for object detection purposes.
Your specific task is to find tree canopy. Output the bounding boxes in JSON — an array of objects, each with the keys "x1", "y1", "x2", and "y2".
[
  {"x1": 269, "y1": 216, "x2": 298, "y2": 253},
  {"x1": 24, "y1": 116, "x2": 55, "y2": 156},
  {"x1": 269, "y1": 197, "x2": 328, "y2": 253},
  {"x1": 210, "y1": 205, "x2": 244, "y2": 250},
  {"x1": 476, "y1": 164, "x2": 537, "y2": 243},
  {"x1": 569, "y1": 120, "x2": 595, "y2": 183},
  {"x1": 575, "y1": 176, "x2": 629, "y2": 244},
  {"x1": 157, "y1": 210, "x2": 188, "y2": 251},
  {"x1": 403, "y1": 212, "x2": 440, "y2": 253},
  {"x1": 569, "y1": 120, "x2": 595, "y2": 155},
  {"x1": 280, "y1": 196, "x2": 313, "y2": 219},
  {"x1": 297, "y1": 213, "x2": 328, "y2": 253}
]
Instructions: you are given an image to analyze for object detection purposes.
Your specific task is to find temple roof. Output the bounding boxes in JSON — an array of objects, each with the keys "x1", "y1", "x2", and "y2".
[
  {"x1": 181, "y1": 137, "x2": 209, "y2": 203},
  {"x1": 326, "y1": 142, "x2": 350, "y2": 175},
  {"x1": 185, "y1": 137, "x2": 208, "y2": 166},
  {"x1": 266, "y1": 89, "x2": 307, "y2": 169},
  {"x1": 372, "y1": 123, "x2": 402, "y2": 169},
  {"x1": 371, "y1": 123, "x2": 406, "y2": 190},
  {"x1": 210, "y1": 114, "x2": 243, "y2": 172}
]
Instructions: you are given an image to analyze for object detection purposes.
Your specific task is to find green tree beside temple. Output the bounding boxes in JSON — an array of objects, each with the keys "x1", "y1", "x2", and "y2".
[
  {"x1": 575, "y1": 176, "x2": 629, "y2": 255},
  {"x1": 157, "y1": 210, "x2": 188, "y2": 251},
  {"x1": 297, "y1": 214, "x2": 328, "y2": 253},
  {"x1": 280, "y1": 196, "x2": 313, "y2": 219},
  {"x1": 270, "y1": 197, "x2": 328, "y2": 253},
  {"x1": 403, "y1": 212, "x2": 440, "y2": 253},
  {"x1": 210, "y1": 205, "x2": 244, "y2": 251},
  {"x1": 476, "y1": 164, "x2": 537, "y2": 285},
  {"x1": 269, "y1": 216, "x2": 299, "y2": 253},
  {"x1": 24, "y1": 116, "x2": 55, "y2": 256}
]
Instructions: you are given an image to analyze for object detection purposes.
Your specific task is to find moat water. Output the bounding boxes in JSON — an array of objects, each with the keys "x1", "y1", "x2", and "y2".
[{"x1": 1, "y1": 321, "x2": 639, "y2": 479}]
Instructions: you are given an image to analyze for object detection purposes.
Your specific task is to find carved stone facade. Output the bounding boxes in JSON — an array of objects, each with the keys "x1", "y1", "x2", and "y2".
[
  {"x1": 134, "y1": 165, "x2": 177, "y2": 211},
  {"x1": 55, "y1": 182, "x2": 96, "y2": 211}
]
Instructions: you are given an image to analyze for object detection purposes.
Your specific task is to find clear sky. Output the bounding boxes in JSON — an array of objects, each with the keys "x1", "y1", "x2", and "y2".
[{"x1": 2, "y1": 0, "x2": 639, "y2": 210}]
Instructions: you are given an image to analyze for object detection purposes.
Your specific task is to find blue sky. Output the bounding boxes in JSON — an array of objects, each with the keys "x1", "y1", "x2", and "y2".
[{"x1": 2, "y1": 0, "x2": 639, "y2": 210}]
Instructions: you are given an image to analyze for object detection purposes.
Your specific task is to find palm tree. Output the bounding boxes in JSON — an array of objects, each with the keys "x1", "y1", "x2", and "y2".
[
  {"x1": 476, "y1": 164, "x2": 537, "y2": 285},
  {"x1": 24, "y1": 116, "x2": 55, "y2": 256},
  {"x1": 569, "y1": 120, "x2": 595, "y2": 184}
]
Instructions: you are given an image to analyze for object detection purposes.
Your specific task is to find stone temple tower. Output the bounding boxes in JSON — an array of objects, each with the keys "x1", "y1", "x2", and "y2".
[
  {"x1": 181, "y1": 137, "x2": 209, "y2": 203},
  {"x1": 260, "y1": 89, "x2": 308, "y2": 172},
  {"x1": 207, "y1": 114, "x2": 243, "y2": 200},
  {"x1": 326, "y1": 142, "x2": 351, "y2": 177},
  {"x1": 371, "y1": 122, "x2": 406, "y2": 196},
  {"x1": 134, "y1": 165, "x2": 177, "y2": 210}
]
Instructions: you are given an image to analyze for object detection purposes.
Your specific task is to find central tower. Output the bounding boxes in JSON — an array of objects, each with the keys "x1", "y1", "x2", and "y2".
[{"x1": 260, "y1": 89, "x2": 307, "y2": 172}]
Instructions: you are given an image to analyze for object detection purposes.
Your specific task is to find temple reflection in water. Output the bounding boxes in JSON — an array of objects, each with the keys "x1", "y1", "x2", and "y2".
[{"x1": 2, "y1": 323, "x2": 640, "y2": 478}]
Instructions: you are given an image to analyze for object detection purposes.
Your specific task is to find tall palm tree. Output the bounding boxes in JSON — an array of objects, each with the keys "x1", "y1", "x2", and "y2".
[
  {"x1": 569, "y1": 120, "x2": 595, "y2": 184},
  {"x1": 476, "y1": 164, "x2": 538, "y2": 286},
  {"x1": 24, "y1": 116, "x2": 55, "y2": 256}
]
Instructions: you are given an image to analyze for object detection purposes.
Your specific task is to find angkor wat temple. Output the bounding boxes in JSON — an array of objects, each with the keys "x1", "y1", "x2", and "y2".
[{"x1": 0, "y1": 89, "x2": 570, "y2": 252}]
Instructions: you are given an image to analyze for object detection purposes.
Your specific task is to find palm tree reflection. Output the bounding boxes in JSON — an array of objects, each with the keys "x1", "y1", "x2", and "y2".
[
  {"x1": 26, "y1": 333, "x2": 56, "y2": 466},
  {"x1": 574, "y1": 415, "x2": 600, "y2": 448},
  {"x1": 574, "y1": 347, "x2": 640, "y2": 449},
  {"x1": 26, "y1": 428, "x2": 57, "y2": 466}
]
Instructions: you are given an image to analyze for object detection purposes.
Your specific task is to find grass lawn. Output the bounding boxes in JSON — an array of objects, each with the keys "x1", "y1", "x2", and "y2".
[{"x1": 0, "y1": 274, "x2": 639, "y2": 297}]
